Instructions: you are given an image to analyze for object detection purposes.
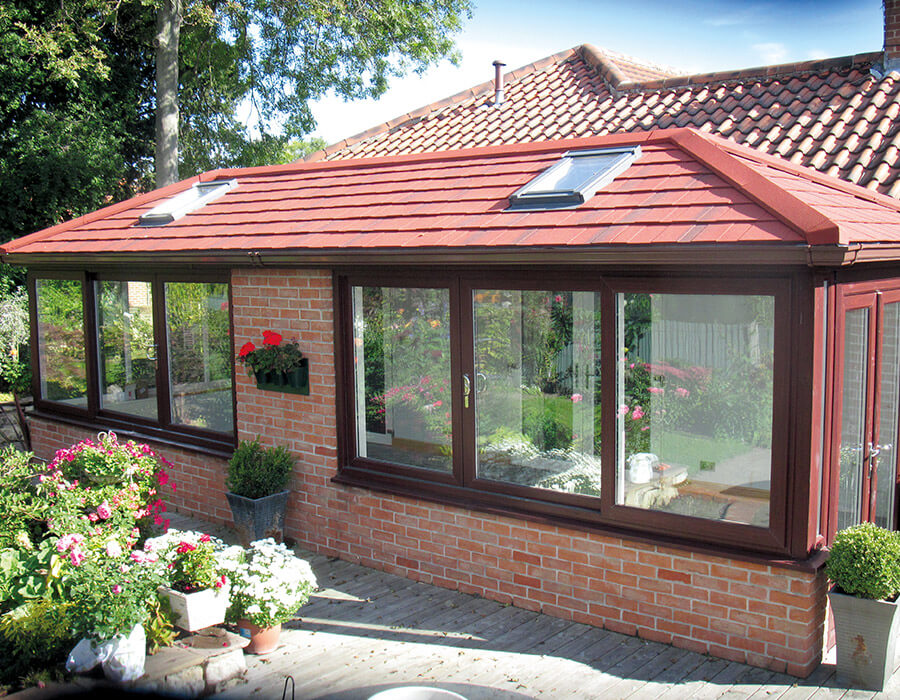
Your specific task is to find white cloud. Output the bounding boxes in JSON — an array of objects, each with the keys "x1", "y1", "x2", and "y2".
[{"x1": 752, "y1": 42, "x2": 789, "y2": 64}]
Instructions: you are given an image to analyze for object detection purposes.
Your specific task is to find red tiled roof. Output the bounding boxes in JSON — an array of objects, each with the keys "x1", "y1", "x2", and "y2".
[
  {"x1": 6, "y1": 128, "x2": 900, "y2": 264},
  {"x1": 314, "y1": 45, "x2": 900, "y2": 198}
]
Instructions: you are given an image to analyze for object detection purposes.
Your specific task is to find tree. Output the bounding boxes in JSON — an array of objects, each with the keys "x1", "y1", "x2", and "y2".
[
  {"x1": 157, "y1": 0, "x2": 472, "y2": 184},
  {"x1": 0, "y1": 0, "x2": 472, "y2": 236}
]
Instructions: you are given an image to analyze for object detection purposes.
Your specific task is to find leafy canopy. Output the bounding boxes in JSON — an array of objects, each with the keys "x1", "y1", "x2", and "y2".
[{"x1": 0, "y1": 0, "x2": 471, "y2": 241}]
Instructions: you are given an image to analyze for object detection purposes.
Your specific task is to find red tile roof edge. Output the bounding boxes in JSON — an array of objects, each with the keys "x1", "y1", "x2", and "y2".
[
  {"x1": 0, "y1": 174, "x2": 217, "y2": 254},
  {"x1": 623, "y1": 51, "x2": 882, "y2": 91},
  {"x1": 704, "y1": 131, "x2": 900, "y2": 216},
  {"x1": 8, "y1": 126, "x2": 888, "y2": 256},
  {"x1": 302, "y1": 45, "x2": 884, "y2": 164},
  {"x1": 667, "y1": 130, "x2": 840, "y2": 245}
]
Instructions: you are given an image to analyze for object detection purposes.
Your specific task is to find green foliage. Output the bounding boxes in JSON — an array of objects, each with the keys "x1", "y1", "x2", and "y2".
[
  {"x1": 227, "y1": 438, "x2": 293, "y2": 499},
  {"x1": 238, "y1": 336, "x2": 305, "y2": 375},
  {"x1": 1, "y1": 0, "x2": 471, "y2": 245},
  {"x1": 0, "y1": 286, "x2": 30, "y2": 394},
  {"x1": 66, "y1": 553, "x2": 164, "y2": 642},
  {"x1": 0, "y1": 598, "x2": 75, "y2": 683},
  {"x1": 144, "y1": 595, "x2": 177, "y2": 654},
  {"x1": 167, "y1": 538, "x2": 224, "y2": 593},
  {"x1": 826, "y1": 523, "x2": 900, "y2": 600},
  {"x1": 0, "y1": 447, "x2": 43, "y2": 550}
]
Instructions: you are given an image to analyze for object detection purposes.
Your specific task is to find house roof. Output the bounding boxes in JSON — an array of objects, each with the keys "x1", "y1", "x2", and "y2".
[
  {"x1": 7, "y1": 127, "x2": 900, "y2": 268},
  {"x1": 312, "y1": 45, "x2": 900, "y2": 199}
]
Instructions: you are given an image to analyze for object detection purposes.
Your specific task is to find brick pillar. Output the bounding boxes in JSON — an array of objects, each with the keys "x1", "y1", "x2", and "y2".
[{"x1": 886, "y1": 0, "x2": 900, "y2": 71}]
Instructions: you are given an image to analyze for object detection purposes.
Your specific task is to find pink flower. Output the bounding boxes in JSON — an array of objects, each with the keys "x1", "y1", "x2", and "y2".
[
  {"x1": 88, "y1": 513, "x2": 99, "y2": 522},
  {"x1": 69, "y1": 547, "x2": 86, "y2": 567},
  {"x1": 571, "y1": 394, "x2": 583, "y2": 403},
  {"x1": 199, "y1": 534, "x2": 211, "y2": 543},
  {"x1": 618, "y1": 404, "x2": 629, "y2": 417},
  {"x1": 648, "y1": 387, "x2": 664, "y2": 394},
  {"x1": 675, "y1": 387, "x2": 690, "y2": 398},
  {"x1": 220, "y1": 301, "x2": 229, "y2": 311},
  {"x1": 157, "y1": 471, "x2": 169, "y2": 486},
  {"x1": 631, "y1": 407, "x2": 645, "y2": 420},
  {"x1": 554, "y1": 295, "x2": 563, "y2": 303},
  {"x1": 97, "y1": 501, "x2": 112, "y2": 519},
  {"x1": 112, "y1": 585, "x2": 122, "y2": 595}
]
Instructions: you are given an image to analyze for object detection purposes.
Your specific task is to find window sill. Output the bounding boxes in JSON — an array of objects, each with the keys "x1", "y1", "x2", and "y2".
[{"x1": 28, "y1": 408, "x2": 236, "y2": 460}]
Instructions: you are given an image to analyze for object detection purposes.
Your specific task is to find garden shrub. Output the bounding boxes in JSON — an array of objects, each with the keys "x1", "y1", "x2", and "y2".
[
  {"x1": 0, "y1": 598, "x2": 75, "y2": 679},
  {"x1": 825, "y1": 522, "x2": 900, "y2": 600},
  {"x1": 0, "y1": 447, "x2": 43, "y2": 550},
  {"x1": 227, "y1": 438, "x2": 293, "y2": 499}
]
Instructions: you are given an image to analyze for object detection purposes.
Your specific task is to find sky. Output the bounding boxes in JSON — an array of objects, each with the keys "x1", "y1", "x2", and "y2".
[{"x1": 307, "y1": 0, "x2": 885, "y2": 145}]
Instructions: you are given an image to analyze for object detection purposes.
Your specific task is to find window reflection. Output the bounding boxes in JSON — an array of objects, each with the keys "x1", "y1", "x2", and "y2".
[
  {"x1": 474, "y1": 290, "x2": 602, "y2": 496},
  {"x1": 353, "y1": 286, "x2": 452, "y2": 472},
  {"x1": 97, "y1": 280, "x2": 158, "y2": 419},
  {"x1": 36, "y1": 279, "x2": 88, "y2": 407},
  {"x1": 166, "y1": 282, "x2": 233, "y2": 433},
  {"x1": 617, "y1": 293, "x2": 774, "y2": 526}
]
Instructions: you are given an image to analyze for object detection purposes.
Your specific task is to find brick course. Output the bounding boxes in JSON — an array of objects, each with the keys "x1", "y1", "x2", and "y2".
[{"x1": 29, "y1": 267, "x2": 827, "y2": 677}]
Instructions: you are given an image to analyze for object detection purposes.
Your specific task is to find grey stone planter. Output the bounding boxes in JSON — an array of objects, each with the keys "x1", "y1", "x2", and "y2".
[
  {"x1": 828, "y1": 588, "x2": 900, "y2": 691},
  {"x1": 225, "y1": 490, "x2": 290, "y2": 547}
]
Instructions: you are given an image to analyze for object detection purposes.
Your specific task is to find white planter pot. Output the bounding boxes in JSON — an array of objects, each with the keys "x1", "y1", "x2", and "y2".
[
  {"x1": 159, "y1": 583, "x2": 230, "y2": 632},
  {"x1": 828, "y1": 589, "x2": 900, "y2": 691}
]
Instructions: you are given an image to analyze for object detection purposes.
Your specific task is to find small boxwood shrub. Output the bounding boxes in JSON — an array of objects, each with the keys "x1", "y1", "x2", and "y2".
[
  {"x1": 825, "y1": 523, "x2": 900, "y2": 600},
  {"x1": 226, "y1": 438, "x2": 293, "y2": 499}
]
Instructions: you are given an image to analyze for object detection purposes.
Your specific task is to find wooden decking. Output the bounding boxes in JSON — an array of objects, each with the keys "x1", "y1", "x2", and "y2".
[{"x1": 165, "y1": 513, "x2": 899, "y2": 700}]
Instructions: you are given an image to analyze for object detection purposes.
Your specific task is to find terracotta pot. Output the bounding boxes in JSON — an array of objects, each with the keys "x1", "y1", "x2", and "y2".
[{"x1": 237, "y1": 620, "x2": 281, "y2": 654}]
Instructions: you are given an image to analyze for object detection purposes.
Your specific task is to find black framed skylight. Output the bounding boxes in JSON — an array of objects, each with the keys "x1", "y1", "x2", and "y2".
[
  {"x1": 508, "y1": 146, "x2": 641, "y2": 210},
  {"x1": 138, "y1": 179, "x2": 238, "y2": 226}
]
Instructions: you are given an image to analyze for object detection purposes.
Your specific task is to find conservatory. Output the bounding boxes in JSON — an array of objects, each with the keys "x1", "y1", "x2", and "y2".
[{"x1": 8, "y1": 127, "x2": 900, "y2": 676}]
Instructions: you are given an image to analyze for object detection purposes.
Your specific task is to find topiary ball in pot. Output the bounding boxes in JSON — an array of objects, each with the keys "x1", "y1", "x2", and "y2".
[
  {"x1": 825, "y1": 522, "x2": 900, "y2": 600},
  {"x1": 225, "y1": 438, "x2": 294, "y2": 546}
]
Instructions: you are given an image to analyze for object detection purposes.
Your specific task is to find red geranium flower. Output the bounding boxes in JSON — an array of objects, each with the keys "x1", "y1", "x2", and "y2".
[
  {"x1": 238, "y1": 341, "x2": 256, "y2": 357},
  {"x1": 262, "y1": 330, "x2": 282, "y2": 346}
]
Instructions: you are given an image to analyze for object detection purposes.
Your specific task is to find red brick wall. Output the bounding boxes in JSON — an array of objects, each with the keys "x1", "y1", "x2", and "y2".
[{"x1": 29, "y1": 267, "x2": 828, "y2": 677}]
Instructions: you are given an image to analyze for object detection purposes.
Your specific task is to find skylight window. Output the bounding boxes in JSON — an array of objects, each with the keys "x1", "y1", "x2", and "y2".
[
  {"x1": 508, "y1": 146, "x2": 641, "y2": 210},
  {"x1": 138, "y1": 179, "x2": 237, "y2": 226}
]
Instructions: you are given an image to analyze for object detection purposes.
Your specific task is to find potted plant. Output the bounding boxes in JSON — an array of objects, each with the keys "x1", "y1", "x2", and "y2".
[
  {"x1": 218, "y1": 539, "x2": 317, "y2": 654},
  {"x1": 149, "y1": 530, "x2": 229, "y2": 632},
  {"x1": 237, "y1": 330, "x2": 309, "y2": 394},
  {"x1": 825, "y1": 522, "x2": 900, "y2": 691},
  {"x1": 225, "y1": 438, "x2": 293, "y2": 547}
]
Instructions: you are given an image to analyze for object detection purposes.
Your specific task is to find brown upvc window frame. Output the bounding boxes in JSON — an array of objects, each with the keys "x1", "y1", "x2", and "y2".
[
  {"x1": 29, "y1": 269, "x2": 237, "y2": 454},
  {"x1": 334, "y1": 268, "x2": 795, "y2": 557}
]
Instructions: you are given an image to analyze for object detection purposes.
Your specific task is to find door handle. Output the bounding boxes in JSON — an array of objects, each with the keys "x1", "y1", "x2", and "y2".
[
  {"x1": 476, "y1": 372, "x2": 487, "y2": 393},
  {"x1": 463, "y1": 373, "x2": 471, "y2": 408}
]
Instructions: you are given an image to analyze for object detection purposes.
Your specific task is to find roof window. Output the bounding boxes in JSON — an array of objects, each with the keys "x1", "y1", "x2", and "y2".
[
  {"x1": 138, "y1": 179, "x2": 237, "y2": 226},
  {"x1": 508, "y1": 146, "x2": 641, "y2": 210}
]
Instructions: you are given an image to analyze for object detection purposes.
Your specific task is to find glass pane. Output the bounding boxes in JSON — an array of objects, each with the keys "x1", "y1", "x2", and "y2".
[
  {"x1": 616, "y1": 293, "x2": 774, "y2": 526},
  {"x1": 36, "y1": 279, "x2": 87, "y2": 406},
  {"x1": 166, "y1": 282, "x2": 234, "y2": 434},
  {"x1": 474, "y1": 290, "x2": 602, "y2": 496},
  {"x1": 875, "y1": 303, "x2": 900, "y2": 529},
  {"x1": 353, "y1": 286, "x2": 452, "y2": 472},
  {"x1": 97, "y1": 281, "x2": 157, "y2": 419},
  {"x1": 837, "y1": 308, "x2": 868, "y2": 531}
]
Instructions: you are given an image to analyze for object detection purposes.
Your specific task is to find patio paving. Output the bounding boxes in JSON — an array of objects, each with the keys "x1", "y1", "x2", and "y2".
[{"x1": 165, "y1": 512, "x2": 900, "y2": 700}]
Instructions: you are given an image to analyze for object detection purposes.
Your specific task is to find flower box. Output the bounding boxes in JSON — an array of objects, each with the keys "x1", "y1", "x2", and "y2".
[
  {"x1": 159, "y1": 583, "x2": 229, "y2": 632},
  {"x1": 253, "y1": 359, "x2": 309, "y2": 395}
]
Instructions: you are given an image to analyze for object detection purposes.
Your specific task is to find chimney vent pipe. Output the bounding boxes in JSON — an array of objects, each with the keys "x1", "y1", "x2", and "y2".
[{"x1": 492, "y1": 60, "x2": 506, "y2": 105}]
